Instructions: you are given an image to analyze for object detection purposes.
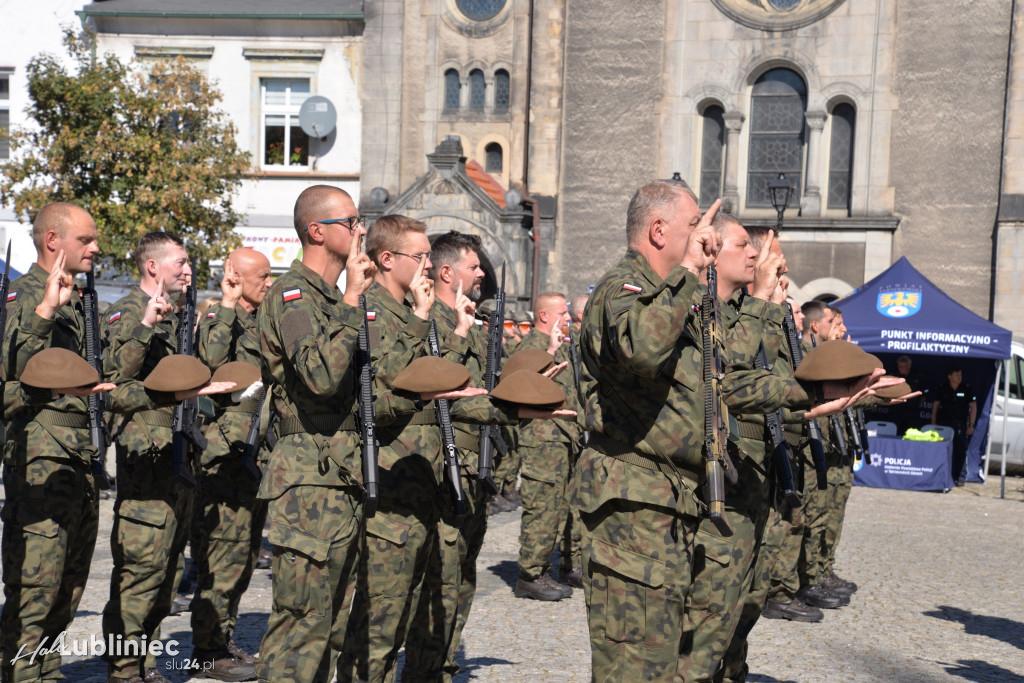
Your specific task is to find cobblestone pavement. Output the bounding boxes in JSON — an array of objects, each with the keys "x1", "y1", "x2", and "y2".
[{"x1": 2, "y1": 472, "x2": 1022, "y2": 682}]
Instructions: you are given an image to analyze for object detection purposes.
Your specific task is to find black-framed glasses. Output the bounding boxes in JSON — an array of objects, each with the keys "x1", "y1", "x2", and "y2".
[
  {"x1": 391, "y1": 250, "x2": 431, "y2": 262},
  {"x1": 306, "y1": 216, "x2": 363, "y2": 231}
]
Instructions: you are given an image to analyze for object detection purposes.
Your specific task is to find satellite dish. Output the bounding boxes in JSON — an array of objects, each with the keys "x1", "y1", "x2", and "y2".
[{"x1": 299, "y1": 96, "x2": 337, "y2": 139}]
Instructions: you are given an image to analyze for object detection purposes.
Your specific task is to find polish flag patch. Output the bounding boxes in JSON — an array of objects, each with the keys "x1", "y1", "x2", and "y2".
[
  {"x1": 283, "y1": 288, "x2": 302, "y2": 303},
  {"x1": 6, "y1": 292, "x2": 16, "y2": 302},
  {"x1": 108, "y1": 311, "x2": 121, "y2": 323},
  {"x1": 207, "y1": 312, "x2": 216, "y2": 318},
  {"x1": 366, "y1": 311, "x2": 377, "y2": 321},
  {"x1": 622, "y1": 284, "x2": 642, "y2": 293}
]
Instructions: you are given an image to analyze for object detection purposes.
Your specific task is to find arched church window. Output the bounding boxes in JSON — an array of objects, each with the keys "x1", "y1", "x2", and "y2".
[
  {"x1": 494, "y1": 69, "x2": 510, "y2": 113},
  {"x1": 747, "y1": 68, "x2": 806, "y2": 208},
  {"x1": 470, "y1": 69, "x2": 486, "y2": 111},
  {"x1": 828, "y1": 102, "x2": 855, "y2": 212},
  {"x1": 444, "y1": 69, "x2": 461, "y2": 111},
  {"x1": 699, "y1": 105, "x2": 725, "y2": 208},
  {"x1": 456, "y1": 0, "x2": 506, "y2": 22},
  {"x1": 485, "y1": 142, "x2": 503, "y2": 173}
]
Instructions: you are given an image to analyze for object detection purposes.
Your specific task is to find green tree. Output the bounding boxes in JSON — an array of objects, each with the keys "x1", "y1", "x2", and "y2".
[{"x1": 0, "y1": 31, "x2": 250, "y2": 284}]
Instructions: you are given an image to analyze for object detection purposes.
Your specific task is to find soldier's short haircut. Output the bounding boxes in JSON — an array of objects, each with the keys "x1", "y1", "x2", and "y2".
[
  {"x1": 533, "y1": 291, "x2": 566, "y2": 319},
  {"x1": 32, "y1": 202, "x2": 85, "y2": 251},
  {"x1": 366, "y1": 214, "x2": 427, "y2": 266},
  {"x1": 134, "y1": 231, "x2": 185, "y2": 275},
  {"x1": 711, "y1": 211, "x2": 743, "y2": 238},
  {"x1": 828, "y1": 305, "x2": 843, "y2": 317},
  {"x1": 625, "y1": 179, "x2": 699, "y2": 245},
  {"x1": 570, "y1": 294, "x2": 589, "y2": 320},
  {"x1": 745, "y1": 226, "x2": 771, "y2": 250},
  {"x1": 293, "y1": 185, "x2": 353, "y2": 244},
  {"x1": 801, "y1": 300, "x2": 828, "y2": 333},
  {"x1": 428, "y1": 230, "x2": 482, "y2": 280}
]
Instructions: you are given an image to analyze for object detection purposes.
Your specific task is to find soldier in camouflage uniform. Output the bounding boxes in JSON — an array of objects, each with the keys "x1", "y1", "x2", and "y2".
[
  {"x1": 0, "y1": 203, "x2": 114, "y2": 682},
  {"x1": 513, "y1": 292, "x2": 585, "y2": 601},
  {"x1": 190, "y1": 248, "x2": 274, "y2": 680},
  {"x1": 339, "y1": 215, "x2": 512, "y2": 682},
  {"x1": 680, "y1": 217, "x2": 790, "y2": 682},
  {"x1": 101, "y1": 231, "x2": 233, "y2": 682}
]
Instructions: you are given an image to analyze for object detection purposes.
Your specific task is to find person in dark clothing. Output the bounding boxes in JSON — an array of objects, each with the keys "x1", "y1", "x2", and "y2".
[
  {"x1": 931, "y1": 364, "x2": 977, "y2": 486},
  {"x1": 891, "y1": 355, "x2": 925, "y2": 434}
]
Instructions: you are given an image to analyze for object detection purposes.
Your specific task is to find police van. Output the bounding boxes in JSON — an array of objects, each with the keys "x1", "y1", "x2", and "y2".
[{"x1": 988, "y1": 338, "x2": 1024, "y2": 471}]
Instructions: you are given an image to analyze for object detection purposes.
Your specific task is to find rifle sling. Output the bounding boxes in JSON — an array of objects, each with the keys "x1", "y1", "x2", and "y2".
[
  {"x1": 453, "y1": 429, "x2": 479, "y2": 454},
  {"x1": 136, "y1": 410, "x2": 174, "y2": 429},
  {"x1": 224, "y1": 400, "x2": 261, "y2": 414}
]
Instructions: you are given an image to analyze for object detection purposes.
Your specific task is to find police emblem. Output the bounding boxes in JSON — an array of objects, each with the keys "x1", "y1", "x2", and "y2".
[{"x1": 876, "y1": 287, "x2": 922, "y2": 318}]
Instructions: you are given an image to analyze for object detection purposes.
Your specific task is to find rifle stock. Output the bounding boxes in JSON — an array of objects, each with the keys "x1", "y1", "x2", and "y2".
[
  {"x1": 476, "y1": 264, "x2": 504, "y2": 494},
  {"x1": 357, "y1": 295, "x2": 379, "y2": 517},
  {"x1": 428, "y1": 320, "x2": 466, "y2": 527},
  {"x1": 240, "y1": 389, "x2": 265, "y2": 481},
  {"x1": 171, "y1": 279, "x2": 204, "y2": 487},
  {"x1": 756, "y1": 342, "x2": 802, "y2": 508},
  {"x1": 702, "y1": 264, "x2": 734, "y2": 537},
  {"x1": 83, "y1": 271, "x2": 111, "y2": 490}
]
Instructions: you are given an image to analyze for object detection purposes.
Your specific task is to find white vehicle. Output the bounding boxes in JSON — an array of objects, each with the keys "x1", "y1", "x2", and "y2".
[{"x1": 987, "y1": 338, "x2": 1024, "y2": 471}]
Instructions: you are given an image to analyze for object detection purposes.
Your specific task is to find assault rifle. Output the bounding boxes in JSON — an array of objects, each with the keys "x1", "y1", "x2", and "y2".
[
  {"x1": 854, "y1": 407, "x2": 871, "y2": 464},
  {"x1": 755, "y1": 341, "x2": 802, "y2": 508},
  {"x1": 811, "y1": 335, "x2": 850, "y2": 463},
  {"x1": 428, "y1": 319, "x2": 466, "y2": 528},
  {"x1": 476, "y1": 265, "x2": 506, "y2": 493},
  {"x1": 82, "y1": 270, "x2": 112, "y2": 490},
  {"x1": 171, "y1": 278, "x2": 206, "y2": 487},
  {"x1": 701, "y1": 263, "x2": 735, "y2": 537},
  {"x1": 782, "y1": 303, "x2": 827, "y2": 490},
  {"x1": 846, "y1": 407, "x2": 869, "y2": 468},
  {"x1": 357, "y1": 295, "x2": 379, "y2": 517},
  {"x1": 239, "y1": 389, "x2": 265, "y2": 481}
]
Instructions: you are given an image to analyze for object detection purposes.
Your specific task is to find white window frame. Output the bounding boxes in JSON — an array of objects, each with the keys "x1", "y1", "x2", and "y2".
[
  {"x1": 260, "y1": 78, "x2": 311, "y2": 170},
  {"x1": 0, "y1": 69, "x2": 12, "y2": 162}
]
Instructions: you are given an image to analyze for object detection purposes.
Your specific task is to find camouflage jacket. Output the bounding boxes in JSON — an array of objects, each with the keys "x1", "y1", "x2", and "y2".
[
  {"x1": 101, "y1": 285, "x2": 180, "y2": 452},
  {"x1": 256, "y1": 260, "x2": 406, "y2": 499},
  {"x1": 1, "y1": 263, "x2": 93, "y2": 460},
  {"x1": 515, "y1": 328, "x2": 584, "y2": 446},
  {"x1": 197, "y1": 302, "x2": 261, "y2": 497},
  {"x1": 580, "y1": 250, "x2": 811, "y2": 480}
]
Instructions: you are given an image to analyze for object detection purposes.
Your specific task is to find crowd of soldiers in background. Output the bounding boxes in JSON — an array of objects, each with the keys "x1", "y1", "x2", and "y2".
[{"x1": 0, "y1": 180, "x2": 913, "y2": 683}]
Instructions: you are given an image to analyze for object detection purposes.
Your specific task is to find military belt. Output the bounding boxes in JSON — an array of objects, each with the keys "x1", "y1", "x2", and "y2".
[
  {"x1": 138, "y1": 410, "x2": 174, "y2": 428},
  {"x1": 394, "y1": 406, "x2": 438, "y2": 426},
  {"x1": 278, "y1": 414, "x2": 357, "y2": 436},
  {"x1": 784, "y1": 431, "x2": 803, "y2": 448},
  {"x1": 589, "y1": 431, "x2": 699, "y2": 488},
  {"x1": 736, "y1": 421, "x2": 765, "y2": 440},
  {"x1": 224, "y1": 400, "x2": 260, "y2": 414},
  {"x1": 35, "y1": 409, "x2": 89, "y2": 429}
]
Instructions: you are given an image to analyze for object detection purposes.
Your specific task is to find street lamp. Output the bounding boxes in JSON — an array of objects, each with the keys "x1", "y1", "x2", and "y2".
[{"x1": 768, "y1": 172, "x2": 793, "y2": 232}]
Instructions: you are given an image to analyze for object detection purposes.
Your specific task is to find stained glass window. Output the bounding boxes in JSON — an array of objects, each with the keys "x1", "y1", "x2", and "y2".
[
  {"x1": 444, "y1": 69, "x2": 461, "y2": 111},
  {"x1": 494, "y1": 69, "x2": 510, "y2": 113},
  {"x1": 747, "y1": 68, "x2": 806, "y2": 208},
  {"x1": 470, "y1": 70, "x2": 485, "y2": 111},
  {"x1": 456, "y1": 0, "x2": 506, "y2": 21},
  {"x1": 485, "y1": 142, "x2": 503, "y2": 173},
  {"x1": 699, "y1": 105, "x2": 725, "y2": 208},
  {"x1": 828, "y1": 103, "x2": 855, "y2": 212}
]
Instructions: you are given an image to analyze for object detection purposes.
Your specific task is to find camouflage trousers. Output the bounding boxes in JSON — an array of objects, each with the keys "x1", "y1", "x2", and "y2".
[
  {"x1": 102, "y1": 488, "x2": 191, "y2": 679},
  {"x1": 403, "y1": 466, "x2": 487, "y2": 682},
  {"x1": 559, "y1": 448, "x2": 583, "y2": 573},
  {"x1": 190, "y1": 487, "x2": 269, "y2": 650},
  {"x1": 256, "y1": 484, "x2": 362, "y2": 683},
  {"x1": 1, "y1": 428, "x2": 99, "y2": 683},
  {"x1": 799, "y1": 453, "x2": 832, "y2": 586},
  {"x1": 493, "y1": 438, "x2": 520, "y2": 495},
  {"x1": 517, "y1": 441, "x2": 572, "y2": 580},
  {"x1": 339, "y1": 457, "x2": 453, "y2": 683},
  {"x1": 822, "y1": 462, "x2": 853, "y2": 576},
  {"x1": 680, "y1": 500, "x2": 769, "y2": 683},
  {"x1": 574, "y1": 448, "x2": 702, "y2": 682},
  {"x1": 719, "y1": 487, "x2": 801, "y2": 683}
]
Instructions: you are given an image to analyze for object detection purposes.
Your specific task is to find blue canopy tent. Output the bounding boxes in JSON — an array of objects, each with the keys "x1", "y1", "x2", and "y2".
[
  {"x1": 0, "y1": 256, "x2": 22, "y2": 280},
  {"x1": 834, "y1": 257, "x2": 1012, "y2": 483}
]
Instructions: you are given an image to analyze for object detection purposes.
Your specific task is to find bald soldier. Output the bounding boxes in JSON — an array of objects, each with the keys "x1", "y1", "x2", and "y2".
[
  {"x1": 0, "y1": 203, "x2": 115, "y2": 682},
  {"x1": 190, "y1": 248, "x2": 274, "y2": 679}
]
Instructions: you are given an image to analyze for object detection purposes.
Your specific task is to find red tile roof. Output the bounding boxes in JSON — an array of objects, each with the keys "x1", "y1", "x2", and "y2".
[{"x1": 465, "y1": 160, "x2": 506, "y2": 208}]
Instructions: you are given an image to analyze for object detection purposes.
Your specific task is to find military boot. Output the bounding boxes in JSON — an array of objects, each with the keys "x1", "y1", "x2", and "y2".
[
  {"x1": 192, "y1": 648, "x2": 257, "y2": 682},
  {"x1": 227, "y1": 639, "x2": 257, "y2": 664},
  {"x1": 826, "y1": 570, "x2": 858, "y2": 593},
  {"x1": 761, "y1": 597, "x2": 824, "y2": 623},
  {"x1": 796, "y1": 584, "x2": 844, "y2": 609},
  {"x1": 821, "y1": 572, "x2": 855, "y2": 598},
  {"x1": 558, "y1": 567, "x2": 584, "y2": 589},
  {"x1": 144, "y1": 668, "x2": 171, "y2": 683},
  {"x1": 514, "y1": 576, "x2": 567, "y2": 601}
]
